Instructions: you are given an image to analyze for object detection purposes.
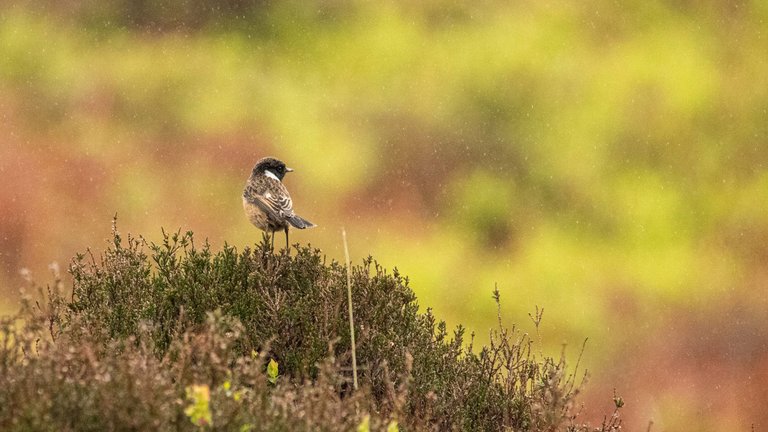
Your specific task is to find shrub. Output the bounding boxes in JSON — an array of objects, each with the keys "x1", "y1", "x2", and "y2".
[{"x1": 0, "y1": 225, "x2": 621, "y2": 431}]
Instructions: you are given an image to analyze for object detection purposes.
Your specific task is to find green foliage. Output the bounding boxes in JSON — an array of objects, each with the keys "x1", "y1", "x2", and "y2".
[
  {"x1": 266, "y1": 359, "x2": 279, "y2": 385},
  {"x1": 357, "y1": 415, "x2": 371, "y2": 432},
  {"x1": 185, "y1": 385, "x2": 213, "y2": 427},
  {"x1": 0, "y1": 227, "x2": 620, "y2": 431}
]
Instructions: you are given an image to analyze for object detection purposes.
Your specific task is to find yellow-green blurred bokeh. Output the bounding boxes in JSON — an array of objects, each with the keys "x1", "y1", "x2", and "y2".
[{"x1": 1, "y1": 1, "x2": 767, "y2": 429}]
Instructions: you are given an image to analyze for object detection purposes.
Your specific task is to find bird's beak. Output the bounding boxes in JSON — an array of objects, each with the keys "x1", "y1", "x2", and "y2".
[{"x1": 286, "y1": 167, "x2": 294, "y2": 172}]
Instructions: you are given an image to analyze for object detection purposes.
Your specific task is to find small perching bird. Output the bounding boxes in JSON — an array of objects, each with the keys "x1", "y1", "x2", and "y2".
[{"x1": 242, "y1": 157, "x2": 316, "y2": 250}]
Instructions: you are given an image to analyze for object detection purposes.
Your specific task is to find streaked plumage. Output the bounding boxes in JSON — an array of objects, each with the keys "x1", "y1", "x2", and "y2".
[{"x1": 243, "y1": 157, "x2": 315, "y2": 250}]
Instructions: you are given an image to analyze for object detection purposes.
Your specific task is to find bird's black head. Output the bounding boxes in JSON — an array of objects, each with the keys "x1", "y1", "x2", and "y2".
[{"x1": 252, "y1": 157, "x2": 293, "y2": 181}]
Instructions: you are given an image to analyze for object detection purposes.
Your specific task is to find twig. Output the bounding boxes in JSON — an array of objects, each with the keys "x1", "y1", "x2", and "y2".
[{"x1": 342, "y1": 228, "x2": 358, "y2": 391}]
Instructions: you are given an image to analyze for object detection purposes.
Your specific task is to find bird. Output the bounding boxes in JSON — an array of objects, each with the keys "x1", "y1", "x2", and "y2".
[{"x1": 242, "y1": 157, "x2": 316, "y2": 251}]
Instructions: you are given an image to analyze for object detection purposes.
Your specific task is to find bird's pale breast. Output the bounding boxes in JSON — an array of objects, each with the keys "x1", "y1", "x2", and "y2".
[{"x1": 243, "y1": 196, "x2": 287, "y2": 232}]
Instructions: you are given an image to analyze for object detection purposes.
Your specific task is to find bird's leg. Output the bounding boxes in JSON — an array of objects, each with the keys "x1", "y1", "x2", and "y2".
[
  {"x1": 284, "y1": 226, "x2": 289, "y2": 251},
  {"x1": 270, "y1": 231, "x2": 275, "y2": 252}
]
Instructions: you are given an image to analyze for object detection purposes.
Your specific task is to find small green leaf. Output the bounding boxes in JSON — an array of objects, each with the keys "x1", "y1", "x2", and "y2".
[
  {"x1": 184, "y1": 384, "x2": 212, "y2": 427},
  {"x1": 233, "y1": 390, "x2": 244, "y2": 402},
  {"x1": 267, "y1": 358, "x2": 279, "y2": 384},
  {"x1": 386, "y1": 420, "x2": 399, "y2": 432},
  {"x1": 356, "y1": 415, "x2": 370, "y2": 432},
  {"x1": 614, "y1": 395, "x2": 625, "y2": 408}
]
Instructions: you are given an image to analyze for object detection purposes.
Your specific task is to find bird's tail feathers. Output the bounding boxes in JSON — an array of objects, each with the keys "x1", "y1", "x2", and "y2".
[{"x1": 287, "y1": 215, "x2": 316, "y2": 229}]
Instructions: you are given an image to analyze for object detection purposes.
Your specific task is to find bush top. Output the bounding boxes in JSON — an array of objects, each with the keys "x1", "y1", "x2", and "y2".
[{"x1": 0, "y1": 227, "x2": 621, "y2": 431}]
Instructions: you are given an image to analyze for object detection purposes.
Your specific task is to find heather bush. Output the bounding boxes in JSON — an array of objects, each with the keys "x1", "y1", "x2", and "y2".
[{"x1": 0, "y1": 225, "x2": 621, "y2": 431}]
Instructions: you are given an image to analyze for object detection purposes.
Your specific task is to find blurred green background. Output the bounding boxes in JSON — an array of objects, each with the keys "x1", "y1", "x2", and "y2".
[{"x1": 1, "y1": 1, "x2": 767, "y2": 429}]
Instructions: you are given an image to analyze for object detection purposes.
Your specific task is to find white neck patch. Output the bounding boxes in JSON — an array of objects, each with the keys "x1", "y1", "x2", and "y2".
[{"x1": 264, "y1": 170, "x2": 280, "y2": 181}]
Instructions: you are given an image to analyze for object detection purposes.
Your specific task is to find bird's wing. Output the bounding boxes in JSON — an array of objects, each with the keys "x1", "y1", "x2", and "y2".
[{"x1": 247, "y1": 180, "x2": 295, "y2": 219}]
